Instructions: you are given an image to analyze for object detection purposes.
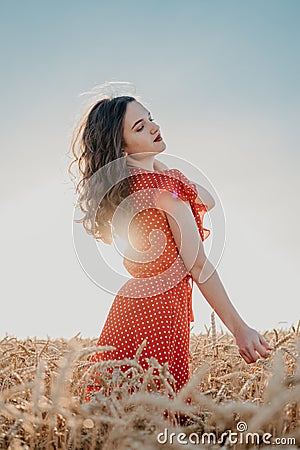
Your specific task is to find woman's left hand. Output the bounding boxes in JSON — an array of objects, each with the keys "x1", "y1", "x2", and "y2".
[{"x1": 233, "y1": 325, "x2": 273, "y2": 364}]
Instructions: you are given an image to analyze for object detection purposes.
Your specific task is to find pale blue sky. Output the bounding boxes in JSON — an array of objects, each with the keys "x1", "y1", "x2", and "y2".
[{"x1": 1, "y1": 1, "x2": 299, "y2": 338}]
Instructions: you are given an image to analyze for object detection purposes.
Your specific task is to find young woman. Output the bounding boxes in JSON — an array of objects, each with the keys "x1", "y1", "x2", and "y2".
[{"x1": 69, "y1": 94, "x2": 273, "y2": 400}]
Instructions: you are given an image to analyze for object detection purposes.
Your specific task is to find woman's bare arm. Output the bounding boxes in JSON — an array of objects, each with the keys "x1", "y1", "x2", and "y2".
[
  {"x1": 157, "y1": 192, "x2": 273, "y2": 363},
  {"x1": 192, "y1": 181, "x2": 215, "y2": 211},
  {"x1": 191, "y1": 261, "x2": 248, "y2": 335},
  {"x1": 191, "y1": 262, "x2": 273, "y2": 362}
]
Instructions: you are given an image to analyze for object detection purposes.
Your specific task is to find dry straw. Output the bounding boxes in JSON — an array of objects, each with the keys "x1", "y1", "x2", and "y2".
[{"x1": 0, "y1": 322, "x2": 299, "y2": 449}]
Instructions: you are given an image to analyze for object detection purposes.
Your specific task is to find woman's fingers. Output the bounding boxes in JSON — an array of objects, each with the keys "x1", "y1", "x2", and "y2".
[
  {"x1": 239, "y1": 347, "x2": 257, "y2": 364},
  {"x1": 255, "y1": 342, "x2": 268, "y2": 358},
  {"x1": 259, "y1": 334, "x2": 273, "y2": 351},
  {"x1": 248, "y1": 346, "x2": 260, "y2": 362},
  {"x1": 239, "y1": 349, "x2": 252, "y2": 364},
  {"x1": 254, "y1": 335, "x2": 273, "y2": 359},
  {"x1": 240, "y1": 338, "x2": 273, "y2": 364},
  {"x1": 236, "y1": 328, "x2": 273, "y2": 364}
]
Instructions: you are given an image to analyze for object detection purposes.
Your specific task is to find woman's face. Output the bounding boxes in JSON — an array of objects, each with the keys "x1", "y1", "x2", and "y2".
[{"x1": 122, "y1": 101, "x2": 166, "y2": 155}]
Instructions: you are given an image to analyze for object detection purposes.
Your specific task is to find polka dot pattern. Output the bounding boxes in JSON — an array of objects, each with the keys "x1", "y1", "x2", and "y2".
[{"x1": 84, "y1": 168, "x2": 210, "y2": 399}]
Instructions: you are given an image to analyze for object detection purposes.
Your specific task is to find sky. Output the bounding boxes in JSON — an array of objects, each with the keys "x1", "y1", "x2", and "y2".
[{"x1": 1, "y1": 0, "x2": 299, "y2": 339}]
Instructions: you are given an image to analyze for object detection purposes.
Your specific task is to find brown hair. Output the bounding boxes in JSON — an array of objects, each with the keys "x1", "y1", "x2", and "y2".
[{"x1": 68, "y1": 96, "x2": 136, "y2": 244}]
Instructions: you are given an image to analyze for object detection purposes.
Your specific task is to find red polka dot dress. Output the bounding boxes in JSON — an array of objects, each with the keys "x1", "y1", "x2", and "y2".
[{"x1": 84, "y1": 168, "x2": 210, "y2": 400}]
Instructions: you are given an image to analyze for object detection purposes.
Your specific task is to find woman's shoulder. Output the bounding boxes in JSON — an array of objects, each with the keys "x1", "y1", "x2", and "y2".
[
  {"x1": 127, "y1": 166, "x2": 185, "y2": 187},
  {"x1": 128, "y1": 166, "x2": 198, "y2": 201},
  {"x1": 127, "y1": 166, "x2": 186, "y2": 179},
  {"x1": 127, "y1": 166, "x2": 211, "y2": 241}
]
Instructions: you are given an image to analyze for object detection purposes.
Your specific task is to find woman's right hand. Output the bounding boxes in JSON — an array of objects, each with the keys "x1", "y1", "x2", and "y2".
[{"x1": 233, "y1": 325, "x2": 273, "y2": 364}]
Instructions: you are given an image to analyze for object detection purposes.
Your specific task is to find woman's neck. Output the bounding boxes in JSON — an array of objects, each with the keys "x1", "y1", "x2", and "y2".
[{"x1": 126, "y1": 153, "x2": 156, "y2": 172}]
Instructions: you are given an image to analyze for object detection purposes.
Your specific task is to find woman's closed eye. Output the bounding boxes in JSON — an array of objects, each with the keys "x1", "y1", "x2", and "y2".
[{"x1": 136, "y1": 117, "x2": 154, "y2": 132}]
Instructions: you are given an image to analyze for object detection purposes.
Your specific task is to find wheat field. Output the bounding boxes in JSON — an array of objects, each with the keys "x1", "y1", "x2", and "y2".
[{"x1": 1, "y1": 317, "x2": 299, "y2": 449}]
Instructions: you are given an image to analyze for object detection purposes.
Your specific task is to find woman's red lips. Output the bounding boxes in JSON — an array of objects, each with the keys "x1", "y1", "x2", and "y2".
[{"x1": 154, "y1": 134, "x2": 162, "y2": 142}]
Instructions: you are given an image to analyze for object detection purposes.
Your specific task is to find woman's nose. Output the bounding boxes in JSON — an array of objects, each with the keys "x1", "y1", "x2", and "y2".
[{"x1": 150, "y1": 121, "x2": 159, "y2": 133}]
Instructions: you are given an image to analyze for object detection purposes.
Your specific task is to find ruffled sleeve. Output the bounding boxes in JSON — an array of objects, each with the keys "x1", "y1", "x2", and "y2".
[{"x1": 154, "y1": 169, "x2": 211, "y2": 242}]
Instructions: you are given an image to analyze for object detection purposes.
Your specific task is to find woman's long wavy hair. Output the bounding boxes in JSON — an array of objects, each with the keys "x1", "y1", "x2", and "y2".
[{"x1": 68, "y1": 95, "x2": 136, "y2": 244}]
